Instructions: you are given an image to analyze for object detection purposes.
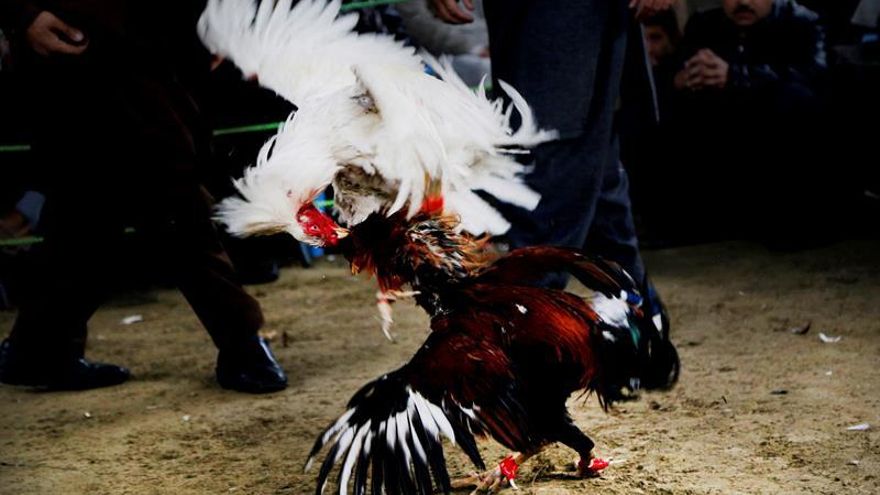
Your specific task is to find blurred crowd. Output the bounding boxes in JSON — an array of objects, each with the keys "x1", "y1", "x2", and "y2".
[{"x1": 623, "y1": 0, "x2": 880, "y2": 247}]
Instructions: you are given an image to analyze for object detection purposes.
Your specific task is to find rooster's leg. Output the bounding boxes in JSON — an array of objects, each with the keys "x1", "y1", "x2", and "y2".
[
  {"x1": 375, "y1": 290, "x2": 421, "y2": 341},
  {"x1": 554, "y1": 422, "x2": 607, "y2": 477},
  {"x1": 451, "y1": 451, "x2": 538, "y2": 493}
]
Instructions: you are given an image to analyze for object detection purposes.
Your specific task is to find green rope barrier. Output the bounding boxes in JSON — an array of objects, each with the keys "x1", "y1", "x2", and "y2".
[
  {"x1": 340, "y1": 0, "x2": 411, "y2": 12},
  {"x1": 0, "y1": 122, "x2": 283, "y2": 151},
  {"x1": 0, "y1": 236, "x2": 42, "y2": 247},
  {"x1": 1, "y1": 120, "x2": 283, "y2": 150},
  {"x1": 0, "y1": 144, "x2": 31, "y2": 153},
  {"x1": 212, "y1": 122, "x2": 283, "y2": 136},
  {"x1": 0, "y1": 227, "x2": 135, "y2": 248}
]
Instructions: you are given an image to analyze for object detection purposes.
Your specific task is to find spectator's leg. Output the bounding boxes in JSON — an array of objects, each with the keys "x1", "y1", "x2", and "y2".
[
  {"x1": 147, "y1": 181, "x2": 264, "y2": 351},
  {"x1": 584, "y1": 157, "x2": 645, "y2": 284},
  {"x1": 487, "y1": 0, "x2": 630, "y2": 289},
  {"x1": 137, "y1": 166, "x2": 286, "y2": 394},
  {"x1": 1, "y1": 189, "x2": 130, "y2": 388},
  {"x1": 502, "y1": 134, "x2": 604, "y2": 252}
]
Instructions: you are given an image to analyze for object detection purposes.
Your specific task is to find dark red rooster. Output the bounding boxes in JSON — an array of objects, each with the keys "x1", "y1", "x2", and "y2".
[{"x1": 304, "y1": 212, "x2": 679, "y2": 494}]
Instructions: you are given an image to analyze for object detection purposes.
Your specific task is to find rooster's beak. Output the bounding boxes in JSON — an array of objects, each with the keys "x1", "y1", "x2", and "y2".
[{"x1": 335, "y1": 227, "x2": 350, "y2": 240}]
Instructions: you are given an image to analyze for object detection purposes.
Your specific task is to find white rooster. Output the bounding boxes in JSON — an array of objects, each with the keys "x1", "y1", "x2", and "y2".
[{"x1": 197, "y1": 0, "x2": 556, "y2": 244}]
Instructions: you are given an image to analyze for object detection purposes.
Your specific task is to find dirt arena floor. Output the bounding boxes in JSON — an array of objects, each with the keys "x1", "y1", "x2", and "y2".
[{"x1": 1, "y1": 240, "x2": 878, "y2": 494}]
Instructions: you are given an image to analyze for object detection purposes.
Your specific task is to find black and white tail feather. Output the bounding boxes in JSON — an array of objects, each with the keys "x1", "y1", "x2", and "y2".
[
  {"x1": 306, "y1": 372, "x2": 486, "y2": 495},
  {"x1": 198, "y1": 0, "x2": 557, "y2": 240}
]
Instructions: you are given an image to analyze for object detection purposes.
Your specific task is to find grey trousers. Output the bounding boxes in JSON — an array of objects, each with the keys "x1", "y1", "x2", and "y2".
[{"x1": 485, "y1": 0, "x2": 645, "y2": 287}]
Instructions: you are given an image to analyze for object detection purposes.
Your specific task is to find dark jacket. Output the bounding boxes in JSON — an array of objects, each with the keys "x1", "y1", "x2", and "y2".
[{"x1": 680, "y1": 0, "x2": 826, "y2": 89}]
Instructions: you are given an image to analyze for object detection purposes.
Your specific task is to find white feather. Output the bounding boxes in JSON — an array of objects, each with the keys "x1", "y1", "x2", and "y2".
[
  {"x1": 395, "y1": 411, "x2": 413, "y2": 468},
  {"x1": 321, "y1": 408, "x2": 355, "y2": 446},
  {"x1": 198, "y1": 0, "x2": 422, "y2": 106},
  {"x1": 411, "y1": 392, "x2": 440, "y2": 440},
  {"x1": 385, "y1": 416, "x2": 396, "y2": 450},
  {"x1": 363, "y1": 429, "x2": 374, "y2": 455},
  {"x1": 309, "y1": 407, "x2": 355, "y2": 484},
  {"x1": 427, "y1": 402, "x2": 456, "y2": 444},
  {"x1": 338, "y1": 423, "x2": 370, "y2": 495},
  {"x1": 407, "y1": 413, "x2": 428, "y2": 464},
  {"x1": 200, "y1": 0, "x2": 557, "y2": 241},
  {"x1": 333, "y1": 427, "x2": 356, "y2": 464},
  {"x1": 591, "y1": 293, "x2": 631, "y2": 328}
]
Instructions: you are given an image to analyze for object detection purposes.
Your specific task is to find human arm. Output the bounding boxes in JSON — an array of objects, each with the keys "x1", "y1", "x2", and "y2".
[
  {"x1": 24, "y1": 10, "x2": 88, "y2": 56},
  {"x1": 629, "y1": 0, "x2": 675, "y2": 22},
  {"x1": 396, "y1": 0, "x2": 487, "y2": 55},
  {"x1": 427, "y1": 0, "x2": 475, "y2": 25},
  {"x1": 0, "y1": 0, "x2": 88, "y2": 56}
]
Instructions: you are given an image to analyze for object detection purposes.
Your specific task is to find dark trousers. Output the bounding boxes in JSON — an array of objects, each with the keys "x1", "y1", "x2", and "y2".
[
  {"x1": 485, "y1": 0, "x2": 646, "y2": 286},
  {"x1": 7, "y1": 43, "x2": 263, "y2": 360},
  {"x1": 500, "y1": 136, "x2": 645, "y2": 286}
]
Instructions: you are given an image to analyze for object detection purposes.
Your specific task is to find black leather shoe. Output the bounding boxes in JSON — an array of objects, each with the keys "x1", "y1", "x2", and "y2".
[
  {"x1": 216, "y1": 336, "x2": 288, "y2": 394},
  {"x1": 0, "y1": 339, "x2": 130, "y2": 390}
]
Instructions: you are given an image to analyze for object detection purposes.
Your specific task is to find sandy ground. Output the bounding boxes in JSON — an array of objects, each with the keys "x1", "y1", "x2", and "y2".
[{"x1": 1, "y1": 240, "x2": 878, "y2": 494}]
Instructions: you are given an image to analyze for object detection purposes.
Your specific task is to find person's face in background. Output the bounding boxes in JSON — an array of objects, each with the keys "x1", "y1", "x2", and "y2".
[
  {"x1": 645, "y1": 25, "x2": 675, "y2": 67},
  {"x1": 723, "y1": 0, "x2": 774, "y2": 28}
]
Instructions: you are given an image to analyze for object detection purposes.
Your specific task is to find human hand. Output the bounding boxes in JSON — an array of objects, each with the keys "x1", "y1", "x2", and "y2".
[
  {"x1": 26, "y1": 11, "x2": 88, "y2": 57},
  {"x1": 427, "y1": 0, "x2": 475, "y2": 24},
  {"x1": 679, "y1": 48, "x2": 729, "y2": 90},
  {"x1": 629, "y1": 0, "x2": 675, "y2": 21}
]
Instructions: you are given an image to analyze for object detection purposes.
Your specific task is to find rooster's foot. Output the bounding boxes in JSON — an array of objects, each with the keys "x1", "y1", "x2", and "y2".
[
  {"x1": 450, "y1": 468, "x2": 514, "y2": 494},
  {"x1": 574, "y1": 454, "x2": 609, "y2": 478},
  {"x1": 452, "y1": 454, "x2": 523, "y2": 493}
]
